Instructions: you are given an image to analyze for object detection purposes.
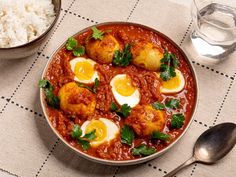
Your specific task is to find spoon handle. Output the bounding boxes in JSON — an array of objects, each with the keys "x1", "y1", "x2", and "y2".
[{"x1": 163, "y1": 156, "x2": 196, "y2": 177}]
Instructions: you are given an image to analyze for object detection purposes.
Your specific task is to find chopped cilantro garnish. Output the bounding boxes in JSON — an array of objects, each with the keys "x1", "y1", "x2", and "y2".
[
  {"x1": 82, "y1": 129, "x2": 96, "y2": 140},
  {"x1": 152, "y1": 101, "x2": 165, "y2": 110},
  {"x1": 77, "y1": 83, "x2": 94, "y2": 92},
  {"x1": 117, "y1": 104, "x2": 131, "y2": 118},
  {"x1": 73, "y1": 46, "x2": 85, "y2": 57},
  {"x1": 152, "y1": 99, "x2": 180, "y2": 111},
  {"x1": 76, "y1": 78, "x2": 100, "y2": 93},
  {"x1": 121, "y1": 125, "x2": 135, "y2": 146},
  {"x1": 110, "y1": 103, "x2": 131, "y2": 118},
  {"x1": 91, "y1": 26, "x2": 104, "y2": 40},
  {"x1": 39, "y1": 79, "x2": 60, "y2": 109},
  {"x1": 171, "y1": 113, "x2": 185, "y2": 129},
  {"x1": 160, "y1": 63, "x2": 176, "y2": 81},
  {"x1": 113, "y1": 44, "x2": 132, "y2": 67},
  {"x1": 70, "y1": 124, "x2": 96, "y2": 150},
  {"x1": 77, "y1": 138, "x2": 90, "y2": 150},
  {"x1": 66, "y1": 37, "x2": 77, "y2": 50},
  {"x1": 165, "y1": 99, "x2": 180, "y2": 109},
  {"x1": 93, "y1": 78, "x2": 100, "y2": 93},
  {"x1": 38, "y1": 79, "x2": 48, "y2": 88},
  {"x1": 110, "y1": 102, "x2": 118, "y2": 112},
  {"x1": 152, "y1": 131, "x2": 171, "y2": 141},
  {"x1": 172, "y1": 53, "x2": 180, "y2": 68},
  {"x1": 132, "y1": 144, "x2": 156, "y2": 156},
  {"x1": 66, "y1": 37, "x2": 85, "y2": 57},
  {"x1": 160, "y1": 49, "x2": 179, "y2": 81},
  {"x1": 71, "y1": 124, "x2": 82, "y2": 139}
]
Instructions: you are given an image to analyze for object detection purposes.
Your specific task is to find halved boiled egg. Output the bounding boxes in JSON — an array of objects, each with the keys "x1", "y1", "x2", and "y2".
[
  {"x1": 81, "y1": 118, "x2": 119, "y2": 147},
  {"x1": 69, "y1": 57, "x2": 99, "y2": 84},
  {"x1": 110, "y1": 74, "x2": 140, "y2": 108},
  {"x1": 159, "y1": 69, "x2": 185, "y2": 94}
]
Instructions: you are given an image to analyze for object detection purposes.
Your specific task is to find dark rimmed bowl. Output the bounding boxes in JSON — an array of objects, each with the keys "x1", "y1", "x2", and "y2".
[
  {"x1": 40, "y1": 22, "x2": 199, "y2": 166},
  {"x1": 0, "y1": 0, "x2": 61, "y2": 60}
]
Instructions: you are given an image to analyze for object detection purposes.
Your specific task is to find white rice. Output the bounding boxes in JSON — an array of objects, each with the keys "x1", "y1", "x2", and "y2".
[{"x1": 0, "y1": 0, "x2": 55, "y2": 48}]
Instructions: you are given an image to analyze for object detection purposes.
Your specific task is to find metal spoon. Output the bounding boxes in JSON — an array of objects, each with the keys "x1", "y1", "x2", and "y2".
[{"x1": 164, "y1": 122, "x2": 236, "y2": 177}]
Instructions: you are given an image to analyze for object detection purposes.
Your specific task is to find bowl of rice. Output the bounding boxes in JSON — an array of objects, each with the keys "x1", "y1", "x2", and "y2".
[{"x1": 0, "y1": 0, "x2": 61, "y2": 59}]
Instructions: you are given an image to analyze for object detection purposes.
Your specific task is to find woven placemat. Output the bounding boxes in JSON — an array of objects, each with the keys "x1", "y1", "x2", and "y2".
[{"x1": 0, "y1": 0, "x2": 235, "y2": 177}]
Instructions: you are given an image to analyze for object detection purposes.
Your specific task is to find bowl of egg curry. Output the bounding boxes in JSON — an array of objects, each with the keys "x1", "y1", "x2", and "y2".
[{"x1": 40, "y1": 22, "x2": 198, "y2": 165}]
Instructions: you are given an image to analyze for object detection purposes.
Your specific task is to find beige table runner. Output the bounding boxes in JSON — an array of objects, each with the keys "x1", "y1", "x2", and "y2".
[{"x1": 0, "y1": 0, "x2": 235, "y2": 177}]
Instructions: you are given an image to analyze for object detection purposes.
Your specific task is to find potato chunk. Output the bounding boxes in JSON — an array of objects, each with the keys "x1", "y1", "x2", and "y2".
[
  {"x1": 131, "y1": 40, "x2": 164, "y2": 71},
  {"x1": 85, "y1": 34, "x2": 120, "y2": 64},
  {"x1": 125, "y1": 105, "x2": 165, "y2": 136},
  {"x1": 58, "y1": 82, "x2": 95, "y2": 117}
]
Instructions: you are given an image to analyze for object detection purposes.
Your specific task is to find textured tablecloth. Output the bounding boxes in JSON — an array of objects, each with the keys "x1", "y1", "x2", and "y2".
[{"x1": 0, "y1": 0, "x2": 235, "y2": 177}]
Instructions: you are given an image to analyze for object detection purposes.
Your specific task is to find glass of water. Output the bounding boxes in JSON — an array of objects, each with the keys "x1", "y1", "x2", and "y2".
[{"x1": 191, "y1": 0, "x2": 236, "y2": 61}]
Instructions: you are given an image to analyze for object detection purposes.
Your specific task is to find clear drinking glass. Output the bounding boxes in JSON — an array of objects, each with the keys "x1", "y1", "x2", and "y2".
[{"x1": 191, "y1": 0, "x2": 236, "y2": 61}]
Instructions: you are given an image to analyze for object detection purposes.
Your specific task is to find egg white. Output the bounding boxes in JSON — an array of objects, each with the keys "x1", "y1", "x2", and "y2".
[
  {"x1": 69, "y1": 57, "x2": 99, "y2": 84},
  {"x1": 81, "y1": 118, "x2": 119, "y2": 147},
  {"x1": 110, "y1": 74, "x2": 140, "y2": 108},
  {"x1": 160, "y1": 69, "x2": 185, "y2": 94}
]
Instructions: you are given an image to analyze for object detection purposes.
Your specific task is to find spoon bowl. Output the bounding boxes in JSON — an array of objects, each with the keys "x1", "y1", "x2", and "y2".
[
  {"x1": 194, "y1": 122, "x2": 236, "y2": 164},
  {"x1": 164, "y1": 122, "x2": 236, "y2": 177}
]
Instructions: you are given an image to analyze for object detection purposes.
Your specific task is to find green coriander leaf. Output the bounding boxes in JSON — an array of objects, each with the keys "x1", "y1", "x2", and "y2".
[
  {"x1": 123, "y1": 44, "x2": 132, "y2": 64},
  {"x1": 169, "y1": 66, "x2": 176, "y2": 77},
  {"x1": 171, "y1": 113, "x2": 185, "y2": 129},
  {"x1": 165, "y1": 99, "x2": 180, "y2": 109},
  {"x1": 160, "y1": 49, "x2": 179, "y2": 81},
  {"x1": 171, "y1": 53, "x2": 180, "y2": 68},
  {"x1": 76, "y1": 78, "x2": 100, "y2": 93},
  {"x1": 161, "y1": 51, "x2": 179, "y2": 67},
  {"x1": 161, "y1": 50, "x2": 171, "y2": 63},
  {"x1": 113, "y1": 50, "x2": 121, "y2": 65},
  {"x1": 118, "y1": 104, "x2": 131, "y2": 118},
  {"x1": 38, "y1": 79, "x2": 49, "y2": 88},
  {"x1": 160, "y1": 64, "x2": 176, "y2": 81},
  {"x1": 91, "y1": 26, "x2": 104, "y2": 40},
  {"x1": 160, "y1": 68, "x2": 171, "y2": 81},
  {"x1": 46, "y1": 94, "x2": 60, "y2": 108},
  {"x1": 121, "y1": 125, "x2": 134, "y2": 146},
  {"x1": 66, "y1": 37, "x2": 77, "y2": 50},
  {"x1": 66, "y1": 37, "x2": 85, "y2": 57},
  {"x1": 132, "y1": 144, "x2": 156, "y2": 156},
  {"x1": 160, "y1": 63, "x2": 168, "y2": 71},
  {"x1": 93, "y1": 78, "x2": 100, "y2": 93},
  {"x1": 113, "y1": 44, "x2": 132, "y2": 67},
  {"x1": 132, "y1": 145, "x2": 146, "y2": 156},
  {"x1": 83, "y1": 129, "x2": 96, "y2": 140},
  {"x1": 110, "y1": 102, "x2": 118, "y2": 112},
  {"x1": 77, "y1": 82, "x2": 94, "y2": 92},
  {"x1": 152, "y1": 102, "x2": 165, "y2": 110},
  {"x1": 152, "y1": 131, "x2": 170, "y2": 141},
  {"x1": 78, "y1": 138, "x2": 90, "y2": 150},
  {"x1": 73, "y1": 46, "x2": 85, "y2": 57},
  {"x1": 39, "y1": 79, "x2": 60, "y2": 108},
  {"x1": 71, "y1": 124, "x2": 82, "y2": 139}
]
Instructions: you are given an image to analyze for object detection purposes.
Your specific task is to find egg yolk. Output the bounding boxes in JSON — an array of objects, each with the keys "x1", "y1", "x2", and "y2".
[
  {"x1": 162, "y1": 74, "x2": 181, "y2": 90},
  {"x1": 74, "y1": 61, "x2": 95, "y2": 81},
  {"x1": 85, "y1": 120, "x2": 107, "y2": 142},
  {"x1": 114, "y1": 76, "x2": 136, "y2": 96}
]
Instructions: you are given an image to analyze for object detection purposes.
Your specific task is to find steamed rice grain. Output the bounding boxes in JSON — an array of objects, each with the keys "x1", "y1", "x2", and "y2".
[{"x1": 0, "y1": 0, "x2": 55, "y2": 48}]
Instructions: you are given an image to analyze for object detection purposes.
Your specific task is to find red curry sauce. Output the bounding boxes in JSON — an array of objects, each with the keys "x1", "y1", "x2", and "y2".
[{"x1": 44, "y1": 24, "x2": 197, "y2": 160}]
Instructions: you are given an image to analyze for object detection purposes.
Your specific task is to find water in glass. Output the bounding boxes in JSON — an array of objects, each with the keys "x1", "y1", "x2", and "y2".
[{"x1": 191, "y1": 1, "x2": 236, "y2": 61}]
